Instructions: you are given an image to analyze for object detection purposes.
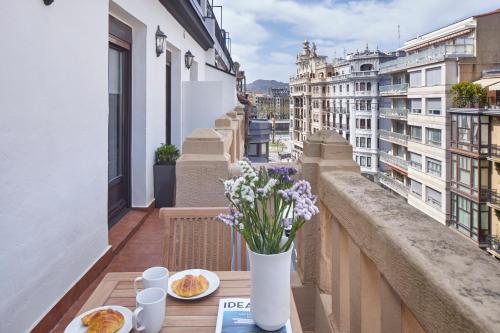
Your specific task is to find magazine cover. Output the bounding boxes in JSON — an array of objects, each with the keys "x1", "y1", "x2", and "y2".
[{"x1": 215, "y1": 298, "x2": 292, "y2": 333}]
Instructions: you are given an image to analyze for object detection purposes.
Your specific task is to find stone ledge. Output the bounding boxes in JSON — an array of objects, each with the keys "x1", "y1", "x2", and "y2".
[{"x1": 319, "y1": 171, "x2": 500, "y2": 333}]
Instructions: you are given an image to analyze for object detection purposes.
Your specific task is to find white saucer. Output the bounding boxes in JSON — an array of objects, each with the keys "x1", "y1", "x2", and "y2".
[
  {"x1": 64, "y1": 305, "x2": 132, "y2": 333},
  {"x1": 168, "y1": 269, "x2": 220, "y2": 300}
]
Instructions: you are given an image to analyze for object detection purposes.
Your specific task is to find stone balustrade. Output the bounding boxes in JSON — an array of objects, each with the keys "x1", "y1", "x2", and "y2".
[
  {"x1": 295, "y1": 130, "x2": 500, "y2": 333},
  {"x1": 175, "y1": 105, "x2": 246, "y2": 207},
  {"x1": 176, "y1": 123, "x2": 500, "y2": 332}
]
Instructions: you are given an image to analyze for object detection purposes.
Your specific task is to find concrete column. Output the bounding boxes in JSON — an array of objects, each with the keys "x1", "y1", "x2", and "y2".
[
  {"x1": 298, "y1": 130, "x2": 360, "y2": 285},
  {"x1": 339, "y1": 225, "x2": 351, "y2": 332},
  {"x1": 175, "y1": 128, "x2": 230, "y2": 207},
  {"x1": 349, "y1": 238, "x2": 361, "y2": 333},
  {"x1": 380, "y1": 275, "x2": 402, "y2": 333},
  {"x1": 360, "y1": 253, "x2": 381, "y2": 333}
]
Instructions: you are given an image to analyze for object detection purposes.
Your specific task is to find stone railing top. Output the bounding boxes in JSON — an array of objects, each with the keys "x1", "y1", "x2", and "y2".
[
  {"x1": 214, "y1": 115, "x2": 233, "y2": 128},
  {"x1": 181, "y1": 128, "x2": 226, "y2": 156},
  {"x1": 319, "y1": 170, "x2": 500, "y2": 333}
]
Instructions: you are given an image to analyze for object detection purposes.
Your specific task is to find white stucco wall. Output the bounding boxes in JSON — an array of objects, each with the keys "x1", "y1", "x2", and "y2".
[
  {"x1": 206, "y1": 65, "x2": 237, "y2": 115},
  {"x1": 0, "y1": 1, "x2": 239, "y2": 330},
  {"x1": 182, "y1": 81, "x2": 224, "y2": 137},
  {"x1": 0, "y1": 1, "x2": 109, "y2": 332}
]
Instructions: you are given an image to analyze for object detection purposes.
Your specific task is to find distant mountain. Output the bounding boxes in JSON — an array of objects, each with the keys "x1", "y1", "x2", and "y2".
[{"x1": 247, "y1": 79, "x2": 288, "y2": 94}]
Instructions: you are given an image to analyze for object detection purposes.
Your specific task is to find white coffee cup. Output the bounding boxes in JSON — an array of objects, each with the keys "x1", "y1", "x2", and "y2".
[
  {"x1": 133, "y1": 287, "x2": 166, "y2": 333},
  {"x1": 134, "y1": 266, "x2": 169, "y2": 294}
]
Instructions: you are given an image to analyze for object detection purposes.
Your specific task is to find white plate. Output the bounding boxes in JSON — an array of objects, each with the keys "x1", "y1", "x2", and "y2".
[
  {"x1": 64, "y1": 305, "x2": 132, "y2": 333},
  {"x1": 167, "y1": 269, "x2": 220, "y2": 300}
]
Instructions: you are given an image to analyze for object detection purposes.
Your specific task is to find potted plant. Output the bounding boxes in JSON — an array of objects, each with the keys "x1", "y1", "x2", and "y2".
[
  {"x1": 154, "y1": 144, "x2": 179, "y2": 207},
  {"x1": 450, "y1": 81, "x2": 487, "y2": 108},
  {"x1": 219, "y1": 160, "x2": 318, "y2": 330}
]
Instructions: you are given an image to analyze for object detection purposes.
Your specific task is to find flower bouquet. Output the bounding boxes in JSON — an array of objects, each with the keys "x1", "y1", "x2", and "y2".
[{"x1": 219, "y1": 160, "x2": 318, "y2": 330}]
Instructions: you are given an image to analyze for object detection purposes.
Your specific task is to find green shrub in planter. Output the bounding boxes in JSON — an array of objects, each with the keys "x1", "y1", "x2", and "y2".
[
  {"x1": 450, "y1": 82, "x2": 487, "y2": 108},
  {"x1": 154, "y1": 144, "x2": 179, "y2": 207},
  {"x1": 155, "y1": 144, "x2": 179, "y2": 165}
]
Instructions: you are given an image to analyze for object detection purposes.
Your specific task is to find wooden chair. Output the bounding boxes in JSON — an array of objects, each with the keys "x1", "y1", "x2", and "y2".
[{"x1": 160, "y1": 207, "x2": 248, "y2": 271}]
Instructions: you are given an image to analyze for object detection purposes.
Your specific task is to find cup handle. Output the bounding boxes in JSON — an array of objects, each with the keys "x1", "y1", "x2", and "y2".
[
  {"x1": 133, "y1": 307, "x2": 145, "y2": 331},
  {"x1": 134, "y1": 277, "x2": 143, "y2": 294}
]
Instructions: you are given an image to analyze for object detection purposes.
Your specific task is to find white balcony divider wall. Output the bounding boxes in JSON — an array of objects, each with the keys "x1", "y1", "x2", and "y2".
[{"x1": 0, "y1": 1, "x2": 238, "y2": 331}]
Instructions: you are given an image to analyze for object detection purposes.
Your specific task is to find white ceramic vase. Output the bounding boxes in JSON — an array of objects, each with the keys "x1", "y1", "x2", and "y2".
[{"x1": 248, "y1": 243, "x2": 293, "y2": 331}]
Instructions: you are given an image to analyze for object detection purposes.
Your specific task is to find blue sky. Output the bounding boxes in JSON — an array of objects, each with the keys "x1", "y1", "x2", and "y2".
[{"x1": 216, "y1": 0, "x2": 500, "y2": 82}]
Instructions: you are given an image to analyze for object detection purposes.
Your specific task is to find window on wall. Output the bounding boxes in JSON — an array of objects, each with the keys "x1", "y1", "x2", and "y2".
[
  {"x1": 426, "y1": 157, "x2": 442, "y2": 177},
  {"x1": 367, "y1": 82, "x2": 371, "y2": 91},
  {"x1": 356, "y1": 118, "x2": 371, "y2": 129},
  {"x1": 409, "y1": 70, "x2": 422, "y2": 87},
  {"x1": 357, "y1": 156, "x2": 371, "y2": 167},
  {"x1": 426, "y1": 187, "x2": 442, "y2": 208},
  {"x1": 410, "y1": 99, "x2": 422, "y2": 114},
  {"x1": 426, "y1": 67, "x2": 442, "y2": 86},
  {"x1": 450, "y1": 193, "x2": 488, "y2": 242},
  {"x1": 340, "y1": 85, "x2": 343, "y2": 92},
  {"x1": 410, "y1": 180, "x2": 422, "y2": 197},
  {"x1": 347, "y1": 84, "x2": 350, "y2": 92},
  {"x1": 355, "y1": 137, "x2": 372, "y2": 148},
  {"x1": 410, "y1": 126, "x2": 422, "y2": 141},
  {"x1": 427, "y1": 98, "x2": 441, "y2": 115},
  {"x1": 410, "y1": 152, "x2": 422, "y2": 170},
  {"x1": 360, "y1": 82, "x2": 366, "y2": 91},
  {"x1": 426, "y1": 128, "x2": 442, "y2": 146}
]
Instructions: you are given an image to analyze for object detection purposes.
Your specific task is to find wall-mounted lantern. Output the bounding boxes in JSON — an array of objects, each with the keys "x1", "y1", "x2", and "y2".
[
  {"x1": 43, "y1": 0, "x2": 54, "y2": 5},
  {"x1": 155, "y1": 26, "x2": 167, "y2": 57},
  {"x1": 185, "y1": 50, "x2": 195, "y2": 70}
]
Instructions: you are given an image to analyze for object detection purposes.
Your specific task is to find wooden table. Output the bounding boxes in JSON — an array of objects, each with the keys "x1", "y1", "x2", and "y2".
[{"x1": 78, "y1": 271, "x2": 303, "y2": 333}]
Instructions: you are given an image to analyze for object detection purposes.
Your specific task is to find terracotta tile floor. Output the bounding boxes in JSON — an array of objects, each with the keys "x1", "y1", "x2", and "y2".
[{"x1": 50, "y1": 210, "x2": 163, "y2": 332}]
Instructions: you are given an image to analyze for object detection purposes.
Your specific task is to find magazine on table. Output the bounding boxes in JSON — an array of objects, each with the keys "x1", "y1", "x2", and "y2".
[{"x1": 215, "y1": 298, "x2": 292, "y2": 333}]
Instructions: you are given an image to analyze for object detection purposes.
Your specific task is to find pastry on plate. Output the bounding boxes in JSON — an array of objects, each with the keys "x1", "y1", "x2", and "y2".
[
  {"x1": 81, "y1": 309, "x2": 124, "y2": 333},
  {"x1": 172, "y1": 274, "x2": 209, "y2": 297}
]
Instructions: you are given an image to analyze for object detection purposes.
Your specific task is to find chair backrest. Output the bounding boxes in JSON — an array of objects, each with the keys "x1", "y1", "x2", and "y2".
[{"x1": 160, "y1": 207, "x2": 248, "y2": 271}]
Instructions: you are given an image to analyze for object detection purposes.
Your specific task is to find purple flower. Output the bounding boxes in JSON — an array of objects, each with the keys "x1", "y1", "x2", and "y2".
[
  {"x1": 218, "y1": 206, "x2": 243, "y2": 227},
  {"x1": 278, "y1": 180, "x2": 319, "y2": 221},
  {"x1": 268, "y1": 167, "x2": 297, "y2": 184}
]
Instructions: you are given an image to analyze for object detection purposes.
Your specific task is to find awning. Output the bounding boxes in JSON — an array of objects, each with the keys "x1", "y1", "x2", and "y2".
[{"x1": 474, "y1": 78, "x2": 500, "y2": 90}]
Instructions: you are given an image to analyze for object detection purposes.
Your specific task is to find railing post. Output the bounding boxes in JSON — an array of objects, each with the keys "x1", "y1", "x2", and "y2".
[
  {"x1": 226, "y1": 110, "x2": 245, "y2": 160},
  {"x1": 214, "y1": 115, "x2": 236, "y2": 162},
  {"x1": 175, "y1": 128, "x2": 230, "y2": 207},
  {"x1": 298, "y1": 131, "x2": 360, "y2": 286}
]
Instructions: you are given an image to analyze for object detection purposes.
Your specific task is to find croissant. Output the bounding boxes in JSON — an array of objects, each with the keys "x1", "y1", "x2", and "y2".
[
  {"x1": 172, "y1": 274, "x2": 209, "y2": 297},
  {"x1": 81, "y1": 309, "x2": 124, "y2": 333}
]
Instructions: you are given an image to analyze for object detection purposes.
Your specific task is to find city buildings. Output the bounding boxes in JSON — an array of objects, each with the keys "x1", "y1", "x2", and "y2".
[
  {"x1": 378, "y1": 9, "x2": 500, "y2": 225},
  {"x1": 330, "y1": 48, "x2": 394, "y2": 174},
  {"x1": 289, "y1": 41, "x2": 327, "y2": 158},
  {"x1": 270, "y1": 87, "x2": 290, "y2": 120},
  {"x1": 289, "y1": 42, "x2": 393, "y2": 173},
  {"x1": 288, "y1": 9, "x2": 500, "y2": 248},
  {"x1": 1, "y1": 1, "x2": 238, "y2": 331},
  {"x1": 447, "y1": 71, "x2": 500, "y2": 251}
]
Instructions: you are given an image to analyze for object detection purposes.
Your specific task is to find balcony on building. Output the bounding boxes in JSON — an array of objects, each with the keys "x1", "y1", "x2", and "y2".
[
  {"x1": 379, "y1": 151, "x2": 408, "y2": 171},
  {"x1": 379, "y1": 129, "x2": 408, "y2": 146},
  {"x1": 379, "y1": 83, "x2": 409, "y2": 96},
  {"x1": 448, "y1": 108, "x2": 492, "y2": 246},
  {"x1": 378, "y1": 172, "x2": 409, "y2": 198},
  {"x1": 379, "y1": 38, "x2": 475, "y2": 74},
  {"x1": 379, "y1": 107, "x2": 408, "y2": 120}
]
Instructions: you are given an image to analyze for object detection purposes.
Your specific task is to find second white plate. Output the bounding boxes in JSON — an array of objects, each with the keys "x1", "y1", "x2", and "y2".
[{"x1": 167, "y1": 269, "x2": 220, "y2": 300}]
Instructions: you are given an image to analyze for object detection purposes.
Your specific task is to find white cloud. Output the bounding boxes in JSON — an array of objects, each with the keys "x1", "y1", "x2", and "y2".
[{"x1": 218, "y1": 0, "x2": 499, "y2": 82}]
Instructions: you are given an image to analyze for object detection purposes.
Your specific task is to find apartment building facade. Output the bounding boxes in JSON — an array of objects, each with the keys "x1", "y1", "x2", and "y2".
[
  {"x1": 289, "y1": 43, "x2": 393, "y2": 173},
  {"x1": 330, "y1": 48, "x2": 394, "y2": 173},
  {"x1": 378, "y1": 10, "x2": 500, "y2": 225},
  {"x1": 289, "y1": 41, "x2": 327, "y2": 158},
  {"x1": 270, "y1": 87, "x2": 290, "y2": 120}
]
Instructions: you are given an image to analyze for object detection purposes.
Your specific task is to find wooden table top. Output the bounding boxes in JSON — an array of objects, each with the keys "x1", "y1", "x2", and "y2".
[{"x1": 78, "y1": 271, "x2": 303, "y2": 333}]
